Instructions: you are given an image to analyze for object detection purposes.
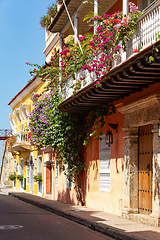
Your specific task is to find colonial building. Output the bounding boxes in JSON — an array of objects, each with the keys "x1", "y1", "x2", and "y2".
[
  {"x1": 8, "y1": 0, "x2": 160, "y2": 227},
  {"x1": 8, "y1": 77, "x2": 46, "y2": 195},
  {"x1": 43, "y1": 0, "x2": 160, "y2": 227}
]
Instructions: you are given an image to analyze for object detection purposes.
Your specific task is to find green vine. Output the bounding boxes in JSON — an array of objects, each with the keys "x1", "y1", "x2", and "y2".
[
  {"x1": 27, "y1": 3, "x2": 141, "y2": 204},
  {"x1": 29, "y1": 89, "x2": 115, "y2": 205}
]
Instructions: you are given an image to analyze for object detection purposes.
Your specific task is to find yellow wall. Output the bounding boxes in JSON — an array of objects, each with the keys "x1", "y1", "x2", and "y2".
[{"x1": 9, "y1": 78, "x2": 46, "y2": 196}]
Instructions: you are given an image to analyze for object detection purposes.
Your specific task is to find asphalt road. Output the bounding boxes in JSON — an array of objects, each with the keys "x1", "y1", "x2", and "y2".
[{"x1": 0, "y1": 194, "x2": 113, "y2": 240}]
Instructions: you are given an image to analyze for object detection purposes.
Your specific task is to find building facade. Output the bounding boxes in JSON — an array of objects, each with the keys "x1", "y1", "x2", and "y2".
[
  {"x1": 43, "y1": 0, "x2": 160, "y2": 226},
  {"x1": 8, "y1": 77, "x2": 46, "y2": 196},
  {"x1": 8, "y1": 0, "x2": 160, "y2": 227}
]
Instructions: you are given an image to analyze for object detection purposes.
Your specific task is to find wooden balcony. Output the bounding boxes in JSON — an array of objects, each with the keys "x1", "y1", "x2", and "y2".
[
  {"x1": 12, "y1": 131, "x2": 31, "y2": 152},
  {"x1": 127, "y1": 1, "x2": 160, "y2": 58},
  {"x1": 61, "y1": 1, "x2": 160, "y2": 104}
]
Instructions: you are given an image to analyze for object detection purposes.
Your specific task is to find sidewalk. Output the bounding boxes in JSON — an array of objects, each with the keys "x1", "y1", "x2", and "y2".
[{"x1": 1, "y1": 188, "x2": 160, "y2": 240}]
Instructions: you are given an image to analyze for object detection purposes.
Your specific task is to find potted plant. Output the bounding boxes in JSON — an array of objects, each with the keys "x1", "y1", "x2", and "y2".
[
  {"x1": 33, "y1": 173, "x2": 42, "y2": 182},
  {"x1": 17, "y1": 175, "x2": 23, "y2": 181},
  {"x1": 40, "y1": 3, "x2": 57, "y2": 28},
  {"x1": 8, "y1": 173, "x2": 16, "y2": 181}
]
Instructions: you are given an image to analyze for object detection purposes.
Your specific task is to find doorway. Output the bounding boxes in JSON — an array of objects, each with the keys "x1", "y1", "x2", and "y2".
[{"x1": 138, "y1": 125, "x2": 153, "y2": 215}]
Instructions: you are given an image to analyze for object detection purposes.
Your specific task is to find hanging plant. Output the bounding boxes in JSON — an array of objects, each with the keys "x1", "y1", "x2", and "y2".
[
  {"x1": 9, "y1": 174, "x2": 16, "y2": 181},
  {"x1": 40, "y1": 3, "x2": 57, "y2": 28},
  {"x1": 17, "y1": 175, "x2": 23, "y2": 181},
  {"x1": 34, "y1": 173, "x2": 42, "y2": 182}
]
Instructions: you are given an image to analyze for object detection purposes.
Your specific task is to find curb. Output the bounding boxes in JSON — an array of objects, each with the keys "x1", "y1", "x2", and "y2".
[{"x1": 8, "y1": 192, "x2": 145, "y2": 240}]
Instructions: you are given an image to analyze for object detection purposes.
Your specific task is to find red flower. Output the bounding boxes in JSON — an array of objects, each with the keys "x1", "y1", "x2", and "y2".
[
  {"x1": 133, "y1": 48, "x2": 138, "y2": 53},
  {"x1": 113, "y1": 19, "x2": 119, "y2": 24}
]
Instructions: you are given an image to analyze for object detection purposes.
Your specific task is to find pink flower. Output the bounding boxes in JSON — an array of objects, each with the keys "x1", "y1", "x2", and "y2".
[
  {"x1": 96, "y1": 26, "x2": 103, "y2": 32},
  {"x1": 94, "y1": 81, "x2": 99, "y2": 86},
  {"x1": 25, "y1": 62, "x2": 30, "y2": 65},
  {"x1": 114, "y1": 45, "x2": 121, "y2": 51},
  {"x1": 88, "y1": 40, "x2": 94, "y2": 46},
  {"x1": 113, "y1": 23, "x2": 121, "y2": 30},
  {"x1": 129, "y1": 2, "x2": 140, "y2": 13},
  {"x1": 105, "y1": 19, "x2": 109, "y2": 25},
  {"x1": 108, "y1": 32, "x2": 114, "y2": 36},
  {"x1": 79, "y1": 35, "x2": 86, "y2": 42},
  {"x1": 60, "y1": 49, "x2": 69, "y2": 55}
]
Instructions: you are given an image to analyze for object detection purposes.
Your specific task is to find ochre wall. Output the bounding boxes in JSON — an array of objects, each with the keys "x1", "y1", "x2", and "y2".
[{"x1": 82, "y1": 110, "x2": 124, "y2": 215}]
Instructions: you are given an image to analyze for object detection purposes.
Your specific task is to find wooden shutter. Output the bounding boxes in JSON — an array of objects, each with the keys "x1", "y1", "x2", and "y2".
[{"x1": 99, "y1": 134, "x2": 111, "y2": 192}]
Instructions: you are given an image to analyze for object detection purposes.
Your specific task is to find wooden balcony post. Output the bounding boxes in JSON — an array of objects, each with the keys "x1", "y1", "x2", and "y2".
[
  {"x1": 94, "y1": 0, "x2": 98, "y2": 34},
  {"x1": 122, "y1": 0, "x2": 129, "y2": 62},
  {"x1": 74, "y1": 13, "x2": 79, "y2": 44},
  {"x1": 123, "y1": 0, "x2": 129, "y2": 15}
]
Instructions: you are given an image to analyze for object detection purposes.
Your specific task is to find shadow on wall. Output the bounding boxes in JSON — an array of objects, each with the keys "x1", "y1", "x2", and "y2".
[{"x1": 57, "y1": 188, "x2": 76, "y2": 205}]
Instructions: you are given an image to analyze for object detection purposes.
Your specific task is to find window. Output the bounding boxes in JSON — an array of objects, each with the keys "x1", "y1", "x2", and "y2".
[
  {"x1": 99, "y1": 134, "x2": 111, "y2": 192},
  {"x1": 34, "y1": 158, "x2": 37, "y2": 175},
  {"x1": 38, "y1": 155, "x2": 42, "y2": 174},
  {"x1": 20, "y1": 158, "x2": 24, "y2": 175},
  {"x1": 27, "y1": 165, "x2": 29, "y2": 185},
  {"x1": 14, "y1": 159, "x2": 16, "y2": 173},
  {"x1": 55, "y1": 158, "x2": 58, "y2": 186},
  {"x1": 38, "y1": 155, "x2": 42, "y2": 193},
  {"x1": 138, "y1": 0, "x2": 155, "y2": 10},
  {"x1": 18, "y1": 158, "x2": 24, "y2": 176}
]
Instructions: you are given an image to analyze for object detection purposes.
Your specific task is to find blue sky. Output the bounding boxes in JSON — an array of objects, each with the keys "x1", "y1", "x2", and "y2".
[{"x1": 0, "y1": 0, "x2": 55, "y2": 156}]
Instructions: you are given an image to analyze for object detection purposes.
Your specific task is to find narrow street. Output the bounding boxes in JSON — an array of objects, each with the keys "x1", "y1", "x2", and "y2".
[{"x1": 0, "y1": 194, "x2": 113, "y2": 240}]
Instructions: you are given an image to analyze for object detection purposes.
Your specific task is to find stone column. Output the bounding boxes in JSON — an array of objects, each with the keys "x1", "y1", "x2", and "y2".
[
  {"x1": 122, "y1": 127, "x2": 139, "y2": 216},
  {"x1": 151, "y1": 124, "x2": 160, "y2": 222}
]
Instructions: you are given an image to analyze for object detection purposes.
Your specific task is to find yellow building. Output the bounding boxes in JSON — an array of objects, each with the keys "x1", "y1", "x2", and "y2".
[
  {"x1": 8, "y1": 27, "x2": 60, "y2": 196},
  {"x1": 8, "y1": 77, "x2": 46, "y2": 196}
]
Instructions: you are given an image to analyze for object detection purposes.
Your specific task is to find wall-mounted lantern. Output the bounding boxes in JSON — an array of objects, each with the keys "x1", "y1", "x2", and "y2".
[{"x1": 106, "y1": 130, "x2": 113, "y2": 147}]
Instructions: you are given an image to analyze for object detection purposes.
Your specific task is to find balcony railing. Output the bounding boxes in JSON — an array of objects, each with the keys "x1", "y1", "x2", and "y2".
[
  {"x1": 12, "y1": 131, "x2": 31, "y2": 152},
  {"x1": 127, "y1": 1, "x2": 160, "y2": 58},
  {"x1": 62, "y1": 1, "x2": 160, "y2": 101},
  {"x1": 15, "y1": 131, "x2": 30, "y2": 143}
]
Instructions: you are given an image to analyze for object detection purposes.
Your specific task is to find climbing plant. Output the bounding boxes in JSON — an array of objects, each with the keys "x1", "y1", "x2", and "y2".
[
  {"x1": 29, "y1": 89, "x2": 115, "y2": 204},
  {"x1": 27, "y1": 2, "x2": 141, "y2": 204}
]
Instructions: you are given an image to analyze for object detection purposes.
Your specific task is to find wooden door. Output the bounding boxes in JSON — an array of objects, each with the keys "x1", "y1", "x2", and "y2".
[{"x1": 138, "y1": 125, "x2": 153, "y2": 215}]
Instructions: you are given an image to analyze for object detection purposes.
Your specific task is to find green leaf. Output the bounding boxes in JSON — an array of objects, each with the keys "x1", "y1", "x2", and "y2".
[
  {"x1": 149, "y1": 56, "x2": 154, "y2": 62},
  {"x1": 83, "y1": 11, "x2": 94, "y2": 21}
]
